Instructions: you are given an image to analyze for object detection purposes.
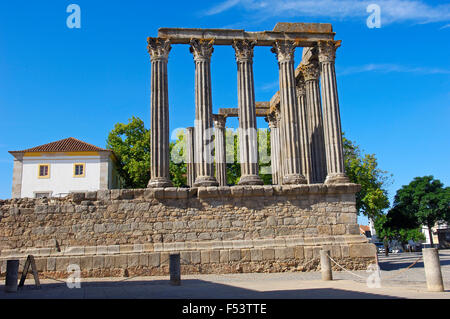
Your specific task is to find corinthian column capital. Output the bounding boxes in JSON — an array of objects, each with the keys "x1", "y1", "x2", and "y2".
[
  {"x1": 318, "y1": 40, "x2": 341, "y2": 64},
  {"x1": 296, "y1": 75, "x2": 306, "y2": 97},
  {"x1": 232, "y1": 39, "x2": 256, "y2": 62},
  {"x1": 301, "y1": 62, "x2": 320, "y2": 82},
  {"x1": 147, "y1": 37, "x2": 171, "y2": 61},
  {"x1": 212, "y1": 114, "x2": 226, "y2": 129},
  {"x1": 265, "y1": 113, "x2": 278, "y2": 129},
  {"x1": 189, "y1": 39, "x2": 214, "y2": 61},
  {"x1": 271, "y1": 40, "x2": 296, "y2": 63}
]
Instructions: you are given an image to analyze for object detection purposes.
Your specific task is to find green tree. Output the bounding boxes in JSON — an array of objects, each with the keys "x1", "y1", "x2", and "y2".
[
  {"x1": 343, "y1": 134, "x2": 392, "y2": 220},
  {"x1": 374, "y1": 206, "x2": 425, "y2": 255},
  {"x1": 106, "y1": 117, "x2": 187, "y2": 188},
  {"x1": 373, "y1": 214, "x2": 396, "y2": 256},
  {"x1": 390, "y1": 176, "x2": 450, "y2": 246},
  {"x1": 106, "y1": 116, "x2": 150, "y2": 188}
]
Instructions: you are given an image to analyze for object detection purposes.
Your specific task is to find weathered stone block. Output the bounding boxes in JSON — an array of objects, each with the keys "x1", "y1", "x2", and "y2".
[
  {"x1": 80, "y1": 256, "x2": 93, "y2": 270},
  {"x1": 349, "y1": 243, "x2": 376, "y2": 258},
  {"x1": 107, "y1": 245, "x2": 120, "y2": 255},
  {"x1": 250, "y1": 249, "x2": 262, "y2": 261},
  {"x1": 200, "y1": 251, "x2": 210, "y2": 264},
  {"x1": 332, "y1": 224, "x2": 346, "y2": 235},
  {"x1": 180, "y1": 251, "x2": 191, "y2": 265},
  {"x1": 113, "y1": 255, "x2": 128, "y2": 268},
  {"x1": 191, "y1": 251, "x2": 201, "y2": 264},
  {"x1": 127, "y1": 254, "x2": 139, "y2": 267},
  {"x1": 229, "y1": 249, "x2": 241, "y2": 262},
  {"x1": 262, "y1": 248, "x2": 275, "y2": 261},
  {"x1": 139, "y1": 253, "x2": 149, "y2": 267},
  {"x1": 47, "y1": 257, "x2": 56, "y2": 271},
  {"x1": 148, "y1": 253, "x2": 160, "y2": 267},
  {"x1": 93, "y1": 256, "x2": 105, "y2": 269},
  {"x1": 219, "y1": 250, "x2": 229, "y2": 263},
  {"x1": 241, "y1": 249, "x2": 251, "y2": 262},
  {"x1": 209, "y1": 250, "x2": 220, "y2": 263},
  {"x1": 304, "y1": 247, "x2": 313, "y2": 260},
  {"x1": 347, "y1": 224, "x2": 361, "y2": 235},
  {"x1": 104, "y1": 255, "x2": 114, "y2": 268},
  {"x1": 55, "y1": 257, "x2": 71, "y2": 272},
  {"x1": 160, "y1": 252, "x2": 170, "y2": 265},
  {"x1": 294, "y1": 246, "x2": 304, "y2": 259},
  {"x1": 317, "y1": 225, "x2": 332, "y2": 235},
  {"x1": 341, "y1": 245, "x2": 350, "y2": 257}
]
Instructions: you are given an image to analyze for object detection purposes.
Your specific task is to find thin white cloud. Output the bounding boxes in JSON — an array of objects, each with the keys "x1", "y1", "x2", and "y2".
[
  {"x1": 203, "y1": 0, "x2": 242, "y2": 16},
  {"x1": 259, "y1": 80, "x2": 279, "y2": 91},
  {"x1": 203, "y1": 0, "x2": 450, "y2": 25},
  {"x1": 440, "y1": 23, "x2": 450, "y2": 29},
  {"x1": 338, "y1": 63, "x2": 450, "y2": 75}
]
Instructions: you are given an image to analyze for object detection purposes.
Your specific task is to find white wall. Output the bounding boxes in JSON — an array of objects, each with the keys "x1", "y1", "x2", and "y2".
[{"x1": 21, "y1": 155, "x2": 102, "y2": 198}]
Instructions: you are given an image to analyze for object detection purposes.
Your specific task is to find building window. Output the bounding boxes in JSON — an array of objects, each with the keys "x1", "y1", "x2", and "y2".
[
  {"x1": 74, "y1": 163, "x2": 85, "y2": 177},
  {"x1": 38, "y1": 164, "x2": 50, "y2": 178}
]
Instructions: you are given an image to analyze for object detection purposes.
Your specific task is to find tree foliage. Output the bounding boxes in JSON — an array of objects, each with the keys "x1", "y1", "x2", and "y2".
[
  {"x1": 106, "y1": 116, "x2": 150, "y2": 189},
  {"x1": 389, "y1": 176, "x2": 450, "y2": 246},
  {"x1": 343, "y1": 134, "x2": 391, "y2": 220}
]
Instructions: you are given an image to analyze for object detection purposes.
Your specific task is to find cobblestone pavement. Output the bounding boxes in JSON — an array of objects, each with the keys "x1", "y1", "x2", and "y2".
[{"x1": 0, "y1": 250, "x2": 449, "y2": 299}]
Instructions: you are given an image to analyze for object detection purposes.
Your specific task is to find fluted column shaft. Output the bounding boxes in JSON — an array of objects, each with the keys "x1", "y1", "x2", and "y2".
[
  {"x1": 318, "y1": 41, "x2": 349, "y2": 184},
  {"x1": 296, "y1": 80, "x2": 312, "y2": 184},
  {"x1": 233, "y1": 40, "x2": 263, "y2": 185},
  {"x1": 266, "y1": 113, "x2": 281, "y2": 185},
  {"x1": 213, "y1": 115, "x2": 227, "y2": 186},
  {"x1": 271, "y1": 41, "x2": 307, "y2": 185},
  {"x1": 185, "y1": 127, "x2": 195, "y2": 187},
  {"x1": 190, "y1": 39, "x2": 218, "y2": 187},
  {"x1": 147, "y1": 38, "x2": 172, "y2": 188},
  {"x1": 303, "y1": 62, "x2": 327, "y2": 184}
]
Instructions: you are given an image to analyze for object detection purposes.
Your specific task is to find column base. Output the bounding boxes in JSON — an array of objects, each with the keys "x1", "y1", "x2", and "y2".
[
  {"x1": 238, "y1": 175, "x2": 264, "y2": 185},
  {"x1": 282, "y1": 174, "x2": 307, "y2": 185},
  {"x1": 194, "y1": 176, "x2": 219, "y2": 187},
  {"x1": 147, "y1": 178, "x2": 173, "y2": 188},
  {"x1": 324, "y1": 173, "x2": 350, "y2": 184}
]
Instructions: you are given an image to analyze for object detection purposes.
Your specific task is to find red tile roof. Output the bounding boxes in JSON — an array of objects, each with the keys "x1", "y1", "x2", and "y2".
[{"x1": 9, "y1": 137, "x2": 109, "y2": 153}]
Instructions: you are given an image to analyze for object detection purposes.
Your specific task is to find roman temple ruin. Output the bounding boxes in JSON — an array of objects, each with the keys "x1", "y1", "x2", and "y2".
[{"x1": 0, "y1": 23, "x2": 376, "y2": 278}]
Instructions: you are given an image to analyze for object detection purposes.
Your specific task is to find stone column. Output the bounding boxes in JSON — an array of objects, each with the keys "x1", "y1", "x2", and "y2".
[
  {"x1": 10, "y1": 153, "x2": 23, "y2": 198},
  {"x1": 318, "y1": 40, "x2": 349, "y2": 184},
  {"x1": 147, "y1": 37, "x2": 172, "y2": 188},
  {"x1": 271, "y1": 40, "x2": 307, "y2": 185},
  {"x1": 213, "y1": 114, "x2": 227, "y2": 186},
  {"x1": 185, "y1": 127, "x2": 195, "y2": 187},
  {"x1": 266, "y1": 113, "x2": 281, "y2": 185},
  {"x1": 302, "y1": 61, "x2": 327, "y2": 184},
  {"x1": 99, "y1": 151, "x2": 110, "y2": 189},
  {"x1": 190, "y1": 39, "x2": 218, "y2": 187},
  {"x1": 233, "y1": 40, "x2": 263, "y2": 185},
  {"x1": 296, "y1": 78, "x2": 312, "y2": 184}
]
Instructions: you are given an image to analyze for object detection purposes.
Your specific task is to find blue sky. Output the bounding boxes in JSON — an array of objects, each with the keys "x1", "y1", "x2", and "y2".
[{"x1": 0, "y1": 1, "x2": 449, "y2": 225}]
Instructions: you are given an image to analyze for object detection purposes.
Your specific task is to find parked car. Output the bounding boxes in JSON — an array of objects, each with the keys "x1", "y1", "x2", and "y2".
[{"x1": 375, "y1": 242, "x2": 385, "y2": 253}]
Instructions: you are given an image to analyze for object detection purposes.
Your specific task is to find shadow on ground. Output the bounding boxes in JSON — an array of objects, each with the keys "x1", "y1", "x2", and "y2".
[{"x1": 0, "y1": 279, "x2": 401, "y2": 299}]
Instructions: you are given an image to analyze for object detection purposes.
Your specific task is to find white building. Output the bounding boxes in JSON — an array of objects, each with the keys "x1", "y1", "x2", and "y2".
[
  {"x1": 422, "y1": 223, "x2": 449, "y2": 248},
  {"x1": 9, "y1": 137, "x2": 122, "y2": 198}
]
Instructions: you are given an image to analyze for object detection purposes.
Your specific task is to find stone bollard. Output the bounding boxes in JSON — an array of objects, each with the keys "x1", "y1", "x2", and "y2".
[
  {"x1": 423, "y1": 248, "x2": 444, "y2": 292},
  {"x1": 5, "y1": 260, "x2": 20, "y2": 293},
  {"x1": 169, "y1": 253, "x2": 181, "y2": 286},
  {"x1": 320, "y1": 250, "x2": 333, "y2": 281}
]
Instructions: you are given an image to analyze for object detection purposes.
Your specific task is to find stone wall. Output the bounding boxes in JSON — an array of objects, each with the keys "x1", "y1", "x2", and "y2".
[{"x1": 0, "y1": 184, "x2": 376, "y2": 277}]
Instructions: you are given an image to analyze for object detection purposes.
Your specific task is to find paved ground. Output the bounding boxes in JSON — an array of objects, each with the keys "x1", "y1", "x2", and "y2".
[{"x1": 1, "y1": 250, "x2": 449, "y2": 299}]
